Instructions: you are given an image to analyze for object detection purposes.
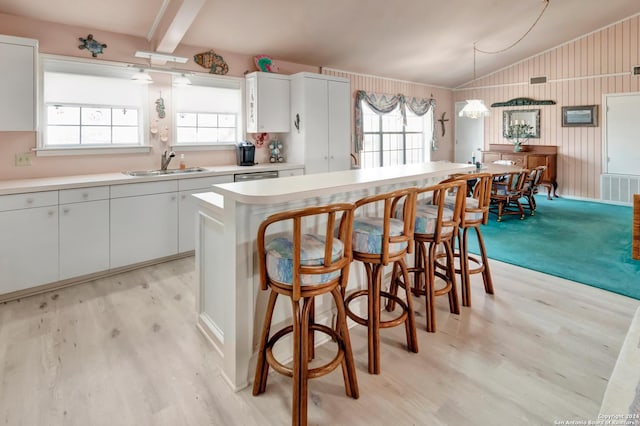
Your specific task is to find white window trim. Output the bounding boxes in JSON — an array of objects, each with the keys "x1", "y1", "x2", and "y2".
[
  {"x1": 171, "y1": 73, "x2": 245, "y2": 149},
  {"x1": 37, "y1": 54, "x2": 150, "y2": 156}
]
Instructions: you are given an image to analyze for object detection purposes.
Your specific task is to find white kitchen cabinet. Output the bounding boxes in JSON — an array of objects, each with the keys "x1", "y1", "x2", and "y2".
[
  {"x1": 178, "y1": 175, "x2": 233, "y2": 253},
  {"x1": 59, "y1": 186, "x2": 110, "y2": 280},
  {"x1": 0, "y1": 192, "x2": 58, "y2": 294},
  {"x1": 0, "y1": 35, "x2": 37, "y2": 131},
  {"x1": 110, "y1": 180, "x2": 179, "y2": 268},
  {"x1": 245, "y1": 71, "x2": 290, "y2": 133},
  {"x1": 285, "y1": 73, "x2": 351, "y2": 174}
]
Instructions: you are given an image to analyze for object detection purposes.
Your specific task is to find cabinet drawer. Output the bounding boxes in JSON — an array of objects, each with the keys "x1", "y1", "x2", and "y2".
[
  {"x1": 0, "y1": 191, "x2": 58, "y2": 212},
  {"x1": 110, "y1": 180, "x2": 178, "y2": 198},
  {"x1": 178, "y1": 175, "x2": 233, "y2": 191},
  {"x1": 501, "y1": 154, "x2": 525, "y2": 167},
  {"x1": 59, "y1": 186, "x2": 110, "y2": 204}
]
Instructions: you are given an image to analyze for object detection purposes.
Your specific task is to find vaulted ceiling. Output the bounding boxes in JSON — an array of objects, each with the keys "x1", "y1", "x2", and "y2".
[{"x1": 1, "y1": 0, "x2": 638, "y2": 88}]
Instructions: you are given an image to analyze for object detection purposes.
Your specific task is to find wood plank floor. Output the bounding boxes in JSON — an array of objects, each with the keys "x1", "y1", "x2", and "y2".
[{"x1": 0, "y1": 257, "x2": 638, "y2": 426}]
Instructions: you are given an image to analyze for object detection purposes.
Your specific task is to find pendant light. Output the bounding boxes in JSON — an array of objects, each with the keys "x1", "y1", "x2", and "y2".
[{"x1": 459, "y1": 0, "x2": 550, "y2": 119}]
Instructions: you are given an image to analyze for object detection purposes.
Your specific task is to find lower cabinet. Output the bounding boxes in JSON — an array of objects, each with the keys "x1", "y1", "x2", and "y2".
[
  {"x1": 110, "y1": 181, "x2": 179, "y2": 269},
  {"x1": 60, "y1": 199, "x2": 110, "y2": 280},
  {"x1": 0, "y1": 193, "x2": 59, "y2": 293}
]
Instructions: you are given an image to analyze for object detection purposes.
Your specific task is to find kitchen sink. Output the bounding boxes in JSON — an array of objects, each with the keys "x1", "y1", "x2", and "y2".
[{"x1": 124, "y1": 167, "x2": 208, "y2": 177}]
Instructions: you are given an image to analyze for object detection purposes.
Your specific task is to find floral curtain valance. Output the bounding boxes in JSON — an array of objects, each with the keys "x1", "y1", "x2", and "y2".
[{"x1": 354, "y1": 90, "x2": 437, "y2": 152}]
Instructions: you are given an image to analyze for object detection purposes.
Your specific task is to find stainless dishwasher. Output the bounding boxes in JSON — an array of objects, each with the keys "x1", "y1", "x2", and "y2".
[{"x1": 233, "y1": 170, "x2": 279, "y2": 182}]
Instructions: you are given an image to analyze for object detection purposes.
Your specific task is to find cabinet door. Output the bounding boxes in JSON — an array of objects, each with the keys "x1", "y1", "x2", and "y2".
[
  {"x1": 246, "y1": 72, "x2": 290, "y2": 133},
  {"x1": 0, "y1": 36, "x2": 37, "y2": 131},
  {"x1": 327, "y1": 80, "x2": 351, "y2": 172},
  {"x1": 59, "y1": 200, "x2": 110, "y2": 280},
  {"x1": 110, "y1": 193, "x2": 178, "y2": 268},
  {"x1": 303, "y1": 78, "x2": 330, "y2": 174},
  {"x1": 526, "y1": 154, "x2": 553, "y2": 181},
  {"x1": 0, "y1": 207, "x2": 58, "y2": 293}
]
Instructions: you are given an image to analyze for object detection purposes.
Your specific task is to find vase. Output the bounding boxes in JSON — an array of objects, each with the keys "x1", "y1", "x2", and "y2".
[{"x1": 513, "y1": 142, "x2": 522, "y2": 153}]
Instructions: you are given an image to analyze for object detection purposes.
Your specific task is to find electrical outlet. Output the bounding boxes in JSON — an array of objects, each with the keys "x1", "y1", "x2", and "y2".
[{"x1": 15, "y1": 153, "x2": 33, "y2": 167}]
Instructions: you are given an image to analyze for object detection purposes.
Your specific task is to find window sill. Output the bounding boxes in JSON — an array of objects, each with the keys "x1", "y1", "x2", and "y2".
[
  {"x1": 170, "y1": 143, "x2": 237, "y2": 152},
  {"x1": 35, "y1": 145, "x2": 153, "y2": 157}
]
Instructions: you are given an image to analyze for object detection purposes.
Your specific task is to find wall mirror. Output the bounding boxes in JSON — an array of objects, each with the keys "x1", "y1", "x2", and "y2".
[{"x1": 503, "y1": 109, "x2": 540, "y2": 138}]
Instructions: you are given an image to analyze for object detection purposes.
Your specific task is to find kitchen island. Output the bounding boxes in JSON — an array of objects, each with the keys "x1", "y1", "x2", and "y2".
[{"x1": 193, "y1": 162, "x2": 474, "y2": 390}]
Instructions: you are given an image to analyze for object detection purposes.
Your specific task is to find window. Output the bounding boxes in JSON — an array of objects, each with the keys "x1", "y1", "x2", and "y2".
[
  {"x1": 173, "y1": 76, "x2": 242, "y2": 147},
  {"x1": 360, "y1": 101, "x2": 433, "y2": 168},
  {"x1": 41, "y1": 57, "x2": 148, "y2": 153}
]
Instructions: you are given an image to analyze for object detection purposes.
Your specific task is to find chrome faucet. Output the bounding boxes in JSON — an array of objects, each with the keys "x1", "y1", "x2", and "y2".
[{"x1": 160, "y1": 150, "x2": 175, "y2": 170}]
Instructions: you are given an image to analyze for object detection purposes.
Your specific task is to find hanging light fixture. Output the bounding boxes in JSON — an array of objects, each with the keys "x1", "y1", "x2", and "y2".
[
  {"x1": 131, "y1": 69, "x2": 153, "y2": 84},
  {"x1": 459, "y1": 0, "x2": 550, "y2": 119},
  {"x1": 173, "y1": 73, "x2": 192, "y2": 87},
  {"x1": 459, "y1": 43, "x2": 490, "y2": 119}
]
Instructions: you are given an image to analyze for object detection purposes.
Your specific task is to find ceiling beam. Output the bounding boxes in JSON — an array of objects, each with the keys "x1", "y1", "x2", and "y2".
[{"x1": 149, "y1": 0, "x2": 205, "y2": 65}]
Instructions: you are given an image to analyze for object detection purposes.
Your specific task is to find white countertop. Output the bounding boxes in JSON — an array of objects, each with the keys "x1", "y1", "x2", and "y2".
[
  {"x1": 0, "y1": 163, "x2": 304, "y2": 195},
  {"x1": 210, "y1": 162, "x2": 475, "y2": 204}
]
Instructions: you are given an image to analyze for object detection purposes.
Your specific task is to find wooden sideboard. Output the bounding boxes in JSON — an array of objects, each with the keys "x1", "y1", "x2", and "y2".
[{"x1": 482, "y1": 144, "x2": 558, "y2": 199}]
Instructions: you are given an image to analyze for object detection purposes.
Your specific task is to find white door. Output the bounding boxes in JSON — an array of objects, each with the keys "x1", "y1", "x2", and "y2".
[
  {"x1": 454, "y1": 101, "x2": 485, "y2": 163},
  {"x1": 605, "y1": 94, "x2": 640, "y2": 175},
  {"x1": 303, "y1": 77, "x2": 330, "y2": 174}
]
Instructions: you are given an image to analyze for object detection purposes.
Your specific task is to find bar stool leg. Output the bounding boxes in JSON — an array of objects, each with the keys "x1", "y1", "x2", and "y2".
[
  {"x1": 253, "y1": 290, "x2": 279, "y2": 396},
  {"x1": 397, "y1": 258, "x2": 419, "y2": 353},
  {"x1": 458, "y1": 228, "x2": 472, "y2": 307},
  {"x1": 444, "y1": 240, "x2": 461, "y2": 316},
  {"x1": 366, "y1": 262, "x2": 383, "y2": 374},
  {"x1": 331, "y1": 286, "x2": 359, "y2": 398},
  {"x1": 426, "y1": 242, "x2": 437, "y2": 332},
  {"x1": 475, "y1": 226, "x2": 494, "y2": 295},
  {"x1": 298, "y1": 298, "x2": 313, "y2": 426}
]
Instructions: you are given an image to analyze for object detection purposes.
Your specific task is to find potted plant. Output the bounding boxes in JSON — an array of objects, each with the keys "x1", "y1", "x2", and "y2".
[{"x1": 505, "y1": 121, "x2": 534, "y2": 152}]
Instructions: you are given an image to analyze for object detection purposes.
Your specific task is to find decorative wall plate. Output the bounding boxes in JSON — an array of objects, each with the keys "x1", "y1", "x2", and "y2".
[
  {"x1": 194, "y1": 50, "x2": 229, "y2": 75},
  {"x1": 78, "y1": 34, "x2": 107, "y2": 57},
  {"x1": 254, "y1": 55, "x2": 279, "y2": 73}
]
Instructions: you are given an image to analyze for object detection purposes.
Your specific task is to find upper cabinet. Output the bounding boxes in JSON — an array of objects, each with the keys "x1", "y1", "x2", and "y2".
[
  {"x1": 245, "y1": 71, "x2": 290, "y2": 133},
  {"x1": 285, "y1": 73, "x2": 351, "y2": 174},
  {"x1": 0, "y1": 35, "x2": 37, "y2": 131}
]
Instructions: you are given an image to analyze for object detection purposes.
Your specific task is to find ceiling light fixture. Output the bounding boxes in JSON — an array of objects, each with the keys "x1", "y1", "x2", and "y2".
[
  {"x1": 173, "y1": 73, "x2": 192, "y2": 87},
  {"x1": 459, "y1": 0, "x2": 550, "y2": 119},
  {"x1": 131, "y1": 69, "x2": 153, "y2": 84},
  {"x1": 134, "y1": 50, "x2": 189, "y2": 64}
]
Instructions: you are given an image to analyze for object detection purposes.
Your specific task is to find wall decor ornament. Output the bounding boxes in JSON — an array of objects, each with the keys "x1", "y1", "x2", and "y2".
[
  {"x1": 193, "y1": 50, "x2": 229, "y2": 75},
  {"x1": 562, "y1": 105, "x2": 598, "y2": 127},
  {"x1": 254, "y1": 55, "x2": 279, "y2": 73},
  {"x1": 155, "y1": 94, "x2": 166, "y2": 119},
  {"x1": 491, "y1": 97, "x2": 556, "y2": 107},
  {"x1": 78, "y1": 34, "x2": 107, "y2": 57}
]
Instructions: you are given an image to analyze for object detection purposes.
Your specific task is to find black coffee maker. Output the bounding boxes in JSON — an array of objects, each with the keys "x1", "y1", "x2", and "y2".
[{"x1": 237, "y1": 141, "x2": 255, "y2": 166}]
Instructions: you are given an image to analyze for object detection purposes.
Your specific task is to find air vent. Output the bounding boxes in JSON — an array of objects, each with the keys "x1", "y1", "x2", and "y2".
[
  {"x1": 530, "y1": 76, "x2": 547, "y2": 84},
  {"x1": 633, "y1": 66, "x2": 640, "y2": 75}
]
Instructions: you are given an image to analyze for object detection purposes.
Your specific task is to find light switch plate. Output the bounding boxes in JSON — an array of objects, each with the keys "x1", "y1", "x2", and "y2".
[{"x1": 15, "y1": 153, "x2": 33, "y2": 166}]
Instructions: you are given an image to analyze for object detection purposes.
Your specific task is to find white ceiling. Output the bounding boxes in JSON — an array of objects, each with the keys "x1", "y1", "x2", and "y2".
[{"x1": 1, "y1": 0, "x2": 639, "y2": 88}]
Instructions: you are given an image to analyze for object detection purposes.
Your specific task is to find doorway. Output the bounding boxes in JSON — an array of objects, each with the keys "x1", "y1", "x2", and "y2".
[{"x1": 454, "y1": 101, "x2": 485, "y2": 163}]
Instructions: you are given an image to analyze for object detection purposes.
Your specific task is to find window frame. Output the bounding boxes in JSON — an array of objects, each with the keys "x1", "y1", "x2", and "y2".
[
  {"x1": 171, "y1": 74, "x2": 244, "y2": 151},
  {"x1": 37, "y1": 54, "x2": 151, "y2": 156},
  {"x1": 360, "y1": 102, "x2": 432, "y2": 168}
]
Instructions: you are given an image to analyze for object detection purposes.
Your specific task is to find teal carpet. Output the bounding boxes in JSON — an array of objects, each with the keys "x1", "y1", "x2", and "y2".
[{"x1": 468, "y1": 196, "x2": 640, "y2": 300}]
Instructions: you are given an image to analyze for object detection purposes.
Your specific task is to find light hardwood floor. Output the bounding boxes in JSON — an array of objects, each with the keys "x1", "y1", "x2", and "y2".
[{"x1": 0, "y1": 257, "x2": 638, "y2": 426}]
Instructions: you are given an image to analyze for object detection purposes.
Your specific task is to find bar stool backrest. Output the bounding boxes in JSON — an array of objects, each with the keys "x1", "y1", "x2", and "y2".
[
  {"x1": 354, "y1": 187, "x2": 417, "y2": 265},
  {"x1": 420, "y1": 179, "x2": 466, "y2": 241},
  {"x1": 450, "y1": 172, "x2": 493, "y2": 226},
  {"x1": 256, "y1": 203, "x2": 355, "y2": 302}
]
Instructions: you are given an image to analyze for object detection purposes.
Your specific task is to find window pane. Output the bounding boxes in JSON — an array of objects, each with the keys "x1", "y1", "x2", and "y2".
[
  {"x1": 218, "y1": 128, "x2": 236, "y2": 142},
  {"x1": 177, "y1": 113, "x2": 197, "y2": 127},
  {"x1": 113, "y1": 108, "x2": 138, "y2": 125},
  {"x1": 48, "y1": 126, "x2": 80, "y2": 145},
  {"x1": 82, "y1": 126, "x2": 110, "y2": 144},
  {"x1": 197, "y1": 128, "x2": 218, "y2": 143},
  {"x1": 81, "y1": 108, "x2": 111, "y2": 125},
  {"x1": 219, "y1": 114, "x2": 236, "y2": 127},
  {"x1": 198, "y1": 113, "x2": 218, "y2": 127},
  {"x1": 177, "y1": 127, "x2": 197, "y2": 143},
  {"x1": 112, "y1": 127, "x2": 139, "y2": 144},
  {"x1": 48, "y1": 106, "x2": 79, "y2": 125},
  {"x1": 405, "y1": 114, "x2": 423, "y2": 132}
]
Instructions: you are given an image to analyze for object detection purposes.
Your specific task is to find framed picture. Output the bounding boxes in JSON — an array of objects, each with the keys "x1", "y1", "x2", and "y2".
[{"x1": 562, "y1": 105, "x2": 598, "y2": 127}]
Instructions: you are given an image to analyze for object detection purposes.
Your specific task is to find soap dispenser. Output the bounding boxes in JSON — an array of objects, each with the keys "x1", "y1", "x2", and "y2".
[{"x1": 179, "y1": 154, "x2": 186, "y2": 170}]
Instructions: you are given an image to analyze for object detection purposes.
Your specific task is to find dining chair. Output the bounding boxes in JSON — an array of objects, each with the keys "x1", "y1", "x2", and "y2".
[
  {"x1": 521, "y1": 165, "x2": 546, "y2": 215},
  {"x1": 489, "y1": 169, "x2": 529, "y2": 221}
]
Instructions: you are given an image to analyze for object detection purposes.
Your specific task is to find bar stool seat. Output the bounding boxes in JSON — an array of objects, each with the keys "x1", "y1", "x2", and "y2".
[
  {"x1": 253, "y1": 203, "x2": 359, "y2": 426},
  {"x1": 344, "y1": 187, "x2": 419, "y2": 375}
]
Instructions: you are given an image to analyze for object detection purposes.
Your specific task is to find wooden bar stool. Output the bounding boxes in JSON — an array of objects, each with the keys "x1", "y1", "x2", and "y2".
[
  {"x1": 344, "y1": 187, "x2": 419, "y2": 375},
  {"x1": 444, "y1": 173, "x2": 494, "y2": 307},
  {"x1": 253, "y1": 203, "x2": 359, "y2": 426},
  {"x1": 391, "y1": 180, "x2": 466, "y2": 332}
]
